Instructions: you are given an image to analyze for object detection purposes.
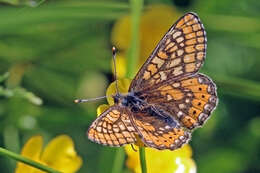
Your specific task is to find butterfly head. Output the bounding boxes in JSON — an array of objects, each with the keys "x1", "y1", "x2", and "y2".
[
  {"x1": 113, "y1": 93, "x2": 129, "y2": 106},
  {"x1": 113, "y1": 93, "x2": 121, "y2": 104}
]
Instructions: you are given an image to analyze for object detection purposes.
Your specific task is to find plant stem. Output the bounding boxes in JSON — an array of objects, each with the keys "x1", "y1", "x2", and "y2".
[
  {"x1": 139, "y1": 147, "x2": 147, "y2": 173},
  {"x1": 0, "y1": 147, "x2": 60, "y2": 173},
  {"x1": 112, "y1": 147, "x2": 125, "y2": 173},
  {"x1": 126, "y1": 0, "x2": 143, "y2": 78},
  {"x1": 126, "y1": 0, "x2": 146, "y2": 172}
]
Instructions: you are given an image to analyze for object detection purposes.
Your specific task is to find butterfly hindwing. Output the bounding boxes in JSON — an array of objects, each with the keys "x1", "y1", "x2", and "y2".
[
  {"x1": 132, "y1": 109, "x2": 190, "y2": 150},
  {"x1": 130, "y1": 12, "x2": 207, "y2": 92},
  {"x1": 87, "y1": 106, "x2": 137, "y2": 146},
  {"x1": 138, "y1": 73, "x2": 217, "y2": 130}
]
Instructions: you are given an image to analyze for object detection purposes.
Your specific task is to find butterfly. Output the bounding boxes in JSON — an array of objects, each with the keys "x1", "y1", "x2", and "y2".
[{"x1": 87, "y1": 12, "x2": 218, "y2": 150}]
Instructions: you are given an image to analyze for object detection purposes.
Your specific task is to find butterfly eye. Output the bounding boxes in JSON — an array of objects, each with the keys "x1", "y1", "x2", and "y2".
[{"x1": 113, "y1": 96, "x2": 119, "y2": 104}]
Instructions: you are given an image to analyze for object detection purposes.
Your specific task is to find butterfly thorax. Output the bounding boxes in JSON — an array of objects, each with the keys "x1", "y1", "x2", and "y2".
[{"x1": 113, "y1": 92, "x2": 146, "y2": 112}]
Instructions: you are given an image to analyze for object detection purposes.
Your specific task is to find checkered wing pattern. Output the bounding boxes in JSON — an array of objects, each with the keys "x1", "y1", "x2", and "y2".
[
  {"x1": 132, "y1": 110, "x2": 190, "y2": 150},
  {"x1": 87, "y1": 12, "x2": 217, "y2": 150},
  {"x1": 138, "y1": 73, "x2": 217, "y2": 130},
  {"x1": 130, "y1": 12, "x2": 207, "y2": 91},
  {"x1": 87, "y1": 106, "x2": 137, "y2": 146}
]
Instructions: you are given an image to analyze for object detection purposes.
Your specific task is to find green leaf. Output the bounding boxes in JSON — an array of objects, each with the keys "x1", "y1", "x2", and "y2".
[{"x1": 0, "y1": 72, "x2": 9, "y2": 83}]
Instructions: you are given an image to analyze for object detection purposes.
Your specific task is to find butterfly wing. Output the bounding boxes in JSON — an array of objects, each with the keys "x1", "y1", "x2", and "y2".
[
  {"x1": 131, "y1": 109, "x2": 190, "y2": 150},
  {"x1": 138, "y1": 73, "x2": 217, "y2": 130},
  {"x1": 87, "y1": 106, "x2": 137, "y2": 146},
  {"x1": 130, "y1": 12, "x2": 207, "y2": 91}
]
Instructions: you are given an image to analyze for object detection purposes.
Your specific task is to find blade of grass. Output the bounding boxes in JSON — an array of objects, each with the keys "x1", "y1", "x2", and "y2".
[
  {"x1": 204, "y1": 14, "x2": 260, "y2": 33},
  {"x1": 126, "y1": 0, "x2": 143, "y2": 78},
  {"x1": 126, "y1": 0, "x2": 145, "y2": 172},
  {"x1": 139, "y1": 147, "x2": 147, "y2": 173},
  {"x1": 0, "y1": 2, "x2": 130, "y2": 33},
  {"x1": 112, "y1": 148, "x2": 125, "y2": 173},
  {"x1": 207, "y1": 72, "x2": 260, "y2": 102},
  {"x1": 0, "y1": 147, "x2": 60, "y2": 173}
]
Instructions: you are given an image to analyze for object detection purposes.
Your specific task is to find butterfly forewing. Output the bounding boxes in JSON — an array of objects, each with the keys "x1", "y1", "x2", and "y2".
[
  {"x1": 130, "y1": 12, "x2": 207, "y2": 92},
  {"x1": 88, "y1": 106, "x2": 137, "y2": 146}
]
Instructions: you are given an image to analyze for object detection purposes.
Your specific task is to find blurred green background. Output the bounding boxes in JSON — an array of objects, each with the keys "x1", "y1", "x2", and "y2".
[{"x1": 0, "y1": 0, "x2": 260, "y2": 172}]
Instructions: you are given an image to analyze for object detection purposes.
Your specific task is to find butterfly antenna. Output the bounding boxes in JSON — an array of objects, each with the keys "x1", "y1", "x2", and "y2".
[
  {"x1": 112, "y1": 46, "x2": 119, "y2": 95},
  {"x1": 74, "y1": 95, "x2": 107, "y2": 103}
]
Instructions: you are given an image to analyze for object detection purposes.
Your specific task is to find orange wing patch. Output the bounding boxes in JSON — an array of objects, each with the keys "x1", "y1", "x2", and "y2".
[
  {"x1": 158, "y1": 85, "x2": 184, "y2": 101},
  {"x1": 87, "y1": 106, "x2": 137, "y2": 146},
  {"x1": 178, "y1": 74, "x2": 217, "y2": 129}
]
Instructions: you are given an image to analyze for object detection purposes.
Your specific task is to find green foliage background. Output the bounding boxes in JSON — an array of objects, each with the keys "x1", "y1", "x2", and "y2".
[{"x1": 0, "y1": 0, "x2": 260, "y2": 172}]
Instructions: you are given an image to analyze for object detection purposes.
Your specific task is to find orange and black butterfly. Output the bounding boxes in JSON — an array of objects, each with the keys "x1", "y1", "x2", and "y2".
[{"x1": 86, "y1": 12, "x2": 217, "y2": 150}]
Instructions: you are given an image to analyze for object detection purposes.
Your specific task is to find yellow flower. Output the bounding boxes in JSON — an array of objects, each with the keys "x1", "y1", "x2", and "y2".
[
  {"x1": 111, "y1": 4, "x2": 181, "y2": 77},
  {"x1": 125, "y1": 144, "x2": 196, "y2": 173},
  {"x1": 15, "y1": 135, "x2": 82, "y2": 173},
  {"x1": 111, "y1": 53, "x2": 127, "y2": 79}
]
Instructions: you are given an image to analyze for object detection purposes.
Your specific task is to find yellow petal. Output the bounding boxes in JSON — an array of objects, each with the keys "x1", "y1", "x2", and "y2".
[
  {"x1": 172, "y1": 144, "x2": 193, "y2": 158},
  {"x1": 106, "y1": 78, "x2": 131, "y2": 105},
  {"x1": 125, "y1": 144, "x2": 195, "y2": 173},
  {"x1": 125, "y1": 145, "x2": 140, "y2": 173},
  {"x1": 15, "y1": 135, "x2": 43, "y2": 173},
  {"x1": 111, "y1": 53, "x2": 127, "y2": 78},
  {"x1": 173, "y1": 157, "x2": 197, "y2": 173},
  {"x1": 41, "y1": 135, "x2": 82, "y2": 173},
  {"x1": 111, "y1": 15, "x2": 131, "y2": 50},
  {"x1": 96, "y1": 104, "x2": 110, "y2": 116}
]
